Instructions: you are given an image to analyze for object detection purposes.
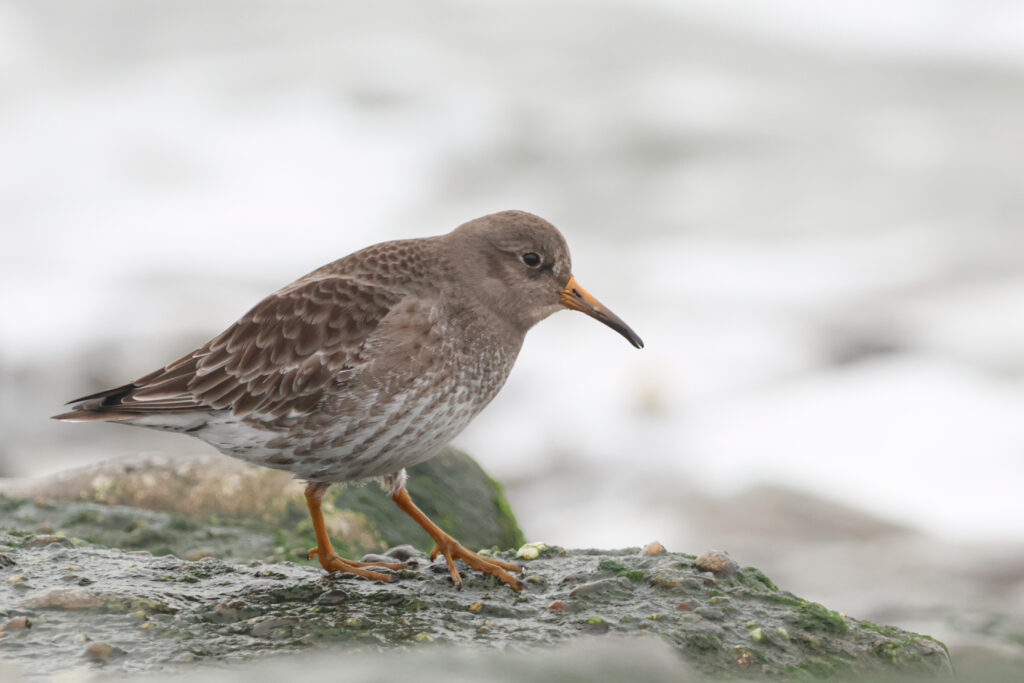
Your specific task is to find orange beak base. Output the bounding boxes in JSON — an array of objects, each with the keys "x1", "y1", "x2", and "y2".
[{"x1": 559, "y1": 276, "x2": 644, "y2": 349}]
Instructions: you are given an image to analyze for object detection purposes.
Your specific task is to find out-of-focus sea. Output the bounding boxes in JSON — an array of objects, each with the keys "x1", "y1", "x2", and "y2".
[{"x1": 2, "y1": 0, "x2": 1023, "y2": 631}]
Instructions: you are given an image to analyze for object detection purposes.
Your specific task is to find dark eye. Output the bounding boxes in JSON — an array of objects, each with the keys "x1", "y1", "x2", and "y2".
[{"x1": 521, "y1": 252, "x2": 542, "y2": 268}]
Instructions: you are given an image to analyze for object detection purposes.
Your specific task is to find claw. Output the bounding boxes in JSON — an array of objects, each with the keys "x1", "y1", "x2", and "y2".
[
  {"x1": 434, "y1": 542, "x2": 524, "y2": 591},
  {"x1": 318, "y1": 552, "x2": 395, "y2": 583},
  {"x1": 391, "y1": 486, "x2": 525, "y2": 591}
]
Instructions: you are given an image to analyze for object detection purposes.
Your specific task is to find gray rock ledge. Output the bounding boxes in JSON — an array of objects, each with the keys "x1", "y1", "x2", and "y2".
[{"x1": 0, "y1": 528, "x2": 950, "y2": 680}]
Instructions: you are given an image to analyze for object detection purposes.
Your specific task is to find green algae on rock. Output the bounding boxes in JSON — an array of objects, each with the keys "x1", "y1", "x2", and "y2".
[
  {"x1": 0, "y1": 448, "x2": 524, "y2": 562},
  {"x1": 0, "y1": 520, "x2": 950, "y2": 680}
]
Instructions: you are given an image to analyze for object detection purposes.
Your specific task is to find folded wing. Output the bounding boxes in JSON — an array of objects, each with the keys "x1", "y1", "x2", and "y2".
[{"x1": 54, "y1": 277, "x2": 404, "y2": 422}]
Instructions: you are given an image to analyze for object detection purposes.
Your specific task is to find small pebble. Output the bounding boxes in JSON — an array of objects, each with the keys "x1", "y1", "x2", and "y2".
[
  {"x1": 383, "y1": 545, "x2": 426, "y2": 562},
  {"x1": 184, "y1": 547, "x2": 217, "y2": 562},
  {"x1": 72, "y1": 633, "x2": 91, "y2": 644},
  {"x1": 23, "y1": 535, "x2": 73, "y2": 549},
  {"x1": 547, "y1": 600, "x2": 565, "y2": 611},
  {"x1": 8, "y1": 617, "x2": 31, "y2": 629},
  {"x1": 23, "y1": 587, "x2": 105, "y2": 609},
  {"x1": 317, "y1": 589, "x2": 348, "y2": 606},
  {"x1": 516, "y1": 546, "x2": 539, "y2": 560},
  {"x1": 468, "y1": 601, "x2": 484, "y2": 613},
  {"x1": 516, "y1": 542, "x2": 547, "y2": 560},
  {"x1": 213, "y1": 602, "x2": 239, "y2": 620},
  {"x1": 251, "y1": 617, "x2": 296, "y2": 638},
  {"x1": 695, "y1": 550, "x2": 740, "y2": 578},
  {"x1": 413, "y1": 632, "x2": 434, "y2": 643},
  {"x1": 84, "y1": 642, "x2": 113, "y2": 662},
  {"x1": 568, "y1": 577, "x2": 630, "y2": 599},
  {"x1": 641, "y1": 541, "x2": 666, "y2": 555},
  {"x1": 734, "y1": 648, "x2": 756, "y2": 667},
  {"x1": 749, "y1": 627, "x2": 764, "y2": 642},
  {"x1": 676, "y1": 602, "x2": 692, "y2": 611}
]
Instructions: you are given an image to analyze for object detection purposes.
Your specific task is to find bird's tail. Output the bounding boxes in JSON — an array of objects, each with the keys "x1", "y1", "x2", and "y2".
[{"x1": 51, "y1": 383, "x2": 140, "y2": 422}]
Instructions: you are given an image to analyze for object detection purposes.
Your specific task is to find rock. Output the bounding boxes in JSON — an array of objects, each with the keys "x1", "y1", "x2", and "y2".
[
  {"x1": 382, "y1": 544, "x2": 426, "y2": 561},
  {"x1": 84, "y1": 642, "x2": 112, "y2": 661},
  {"x1": 8, "y1": 616, "x2": 31, "y2": 629},
  {"x1": 22, "y1": 535, "x2": 73, "y2": 549},
  {"x1": 0, "y1": 448, "x2": 523, "y2": 560},
  {"x1": 316, "y1": 589, "x2": 348, "y2": 606},
  {"x1": 568, "y1": 577, "x2": 633, "y2": 600},
  {"x1": 23, "y1": 587, "x2": 105, "y2": 610},
  {"x1": 250, "y1": 616, "x2": 297, "y2": 638},
  {"x1": 83, "y1": 642, "x2": 125, "y2": 662},
  {"x1": 694, "y1": 550, "x2": 739, "y2": 578},
  {"x1": 184, "y1": 547, "x2": 218, "y2": 561},
  {"x1": 516, "y1": 542, "x2": 548, "y2": 560},
  {"x1": 0, "y1": 519, "x2": 952, "y2": 680},
  {"x1": 642, "y1": 541, "x2": 666, "y2": 556}
]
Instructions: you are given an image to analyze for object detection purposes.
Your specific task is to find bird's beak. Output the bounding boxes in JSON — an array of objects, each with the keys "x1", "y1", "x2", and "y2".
[{"x1": 559, "y1": 276, "x2": 644, "y2": 349}]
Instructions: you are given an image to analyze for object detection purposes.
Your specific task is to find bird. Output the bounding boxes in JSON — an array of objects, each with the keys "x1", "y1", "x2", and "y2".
[{"x1": 53, "y1": 210, "x2": 643, "y2": 590}]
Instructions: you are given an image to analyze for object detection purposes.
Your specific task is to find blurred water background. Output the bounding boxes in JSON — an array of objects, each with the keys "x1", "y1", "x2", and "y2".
[{"x1": 2, "y1": 0, "x2": 1024, "y2": 667}]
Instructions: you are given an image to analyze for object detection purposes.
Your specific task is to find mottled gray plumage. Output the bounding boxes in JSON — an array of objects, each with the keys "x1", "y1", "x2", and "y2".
[{"x1": 55, "y1": 210, "x2": 643, "y2": 491}]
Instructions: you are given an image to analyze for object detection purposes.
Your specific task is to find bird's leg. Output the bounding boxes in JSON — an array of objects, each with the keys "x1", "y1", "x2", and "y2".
[
  {"x1": 304, "y1": 482, "x2": 408, "y2": 582},
  {"x1": 389, "y1": 485, "x2": 524, "y2": 591}
]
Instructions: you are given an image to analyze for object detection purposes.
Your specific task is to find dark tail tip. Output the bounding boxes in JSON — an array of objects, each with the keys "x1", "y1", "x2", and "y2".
[{"x1": 64, "y1": 383, "x2": 138, "y2": 407}]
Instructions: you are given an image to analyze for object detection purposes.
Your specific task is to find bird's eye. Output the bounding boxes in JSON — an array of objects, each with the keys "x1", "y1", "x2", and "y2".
[{"x1": 521, "y1": 252, "x2": 542, "y2": 268}]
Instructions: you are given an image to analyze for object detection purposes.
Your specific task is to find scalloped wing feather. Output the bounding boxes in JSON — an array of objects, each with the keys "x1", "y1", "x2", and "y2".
[{"x1": 58, "y1": 277, "x2": 404, "y2": 422}]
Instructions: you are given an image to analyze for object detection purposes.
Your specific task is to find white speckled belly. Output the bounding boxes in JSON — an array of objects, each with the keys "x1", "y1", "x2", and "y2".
[{"x1": 192, "y1": 336, "x2": 517, "y2": 483}]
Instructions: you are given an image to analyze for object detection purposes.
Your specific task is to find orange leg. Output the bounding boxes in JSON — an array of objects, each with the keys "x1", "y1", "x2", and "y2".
[
  {"x1": 304, "y1": 482, "x2": 409, "y2": 582},
  {"x1": 390, "y1": 486, "x2": 524, "y2": 591}
]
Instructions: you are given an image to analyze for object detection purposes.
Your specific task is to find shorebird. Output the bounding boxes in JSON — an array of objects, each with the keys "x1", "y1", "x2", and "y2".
[{"x1": 54, "y1": 210, "x2": 643, "y2": 590}]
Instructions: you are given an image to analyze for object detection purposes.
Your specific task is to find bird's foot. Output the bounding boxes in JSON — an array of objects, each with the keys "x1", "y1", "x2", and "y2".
[
  {"x1": 429, "y1": 540, "x2": 525, "y2": 591},
  {"x1": 307, "y1": 547, "x2": 408, "y2": 582}
]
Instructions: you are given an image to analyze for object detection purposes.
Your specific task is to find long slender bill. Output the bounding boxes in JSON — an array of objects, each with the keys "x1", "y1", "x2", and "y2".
[{"x1": 559, "y1": 276, "x2": 644, "y2": 349}]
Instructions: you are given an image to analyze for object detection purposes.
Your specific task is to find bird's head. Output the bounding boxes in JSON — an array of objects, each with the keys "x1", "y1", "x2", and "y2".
[{"x1": 447, "y1": 210, "x2": 644, "y2": 349}]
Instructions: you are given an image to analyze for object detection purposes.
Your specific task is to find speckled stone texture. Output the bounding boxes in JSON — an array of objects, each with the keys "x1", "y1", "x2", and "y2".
[{"x1": 0, "y1": 526, "x2": 950, "y2": 680}]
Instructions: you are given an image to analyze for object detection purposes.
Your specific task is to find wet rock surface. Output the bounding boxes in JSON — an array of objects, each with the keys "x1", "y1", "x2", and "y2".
[{"x1": 0, "y1": 522, "x2": 950, "y2": 680}]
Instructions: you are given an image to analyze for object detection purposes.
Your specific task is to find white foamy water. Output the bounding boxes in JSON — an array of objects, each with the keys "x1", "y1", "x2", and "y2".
[{"x1": 2, "y1": 0, "x2": 1023, "y2": 549}]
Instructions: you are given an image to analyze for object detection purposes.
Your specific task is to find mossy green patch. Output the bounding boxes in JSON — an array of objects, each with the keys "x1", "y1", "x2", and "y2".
[
  {"x1": 482, "y1": 471, "x2": 525, "y2": 549},
  {"x1": 0, "y1": 494, "x2": 26, "y2": 514},
  {"x1": 597, "y1": 558, "x2": 630, "y2": 573},
  {"x1": 328, "y1": 449, "x2": 524, "y2": 556},
  {"x1": 797, "y1": 601, "x2": 849, "y2": 635}
]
